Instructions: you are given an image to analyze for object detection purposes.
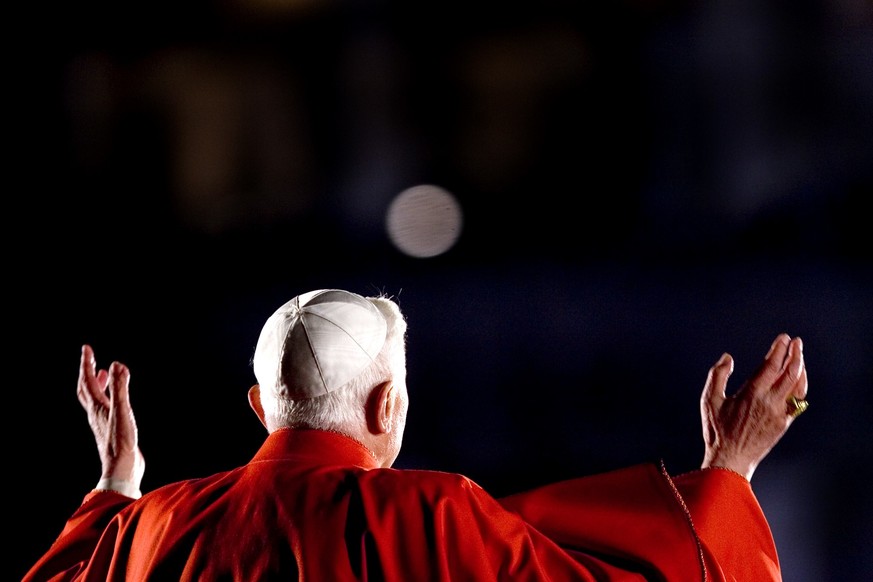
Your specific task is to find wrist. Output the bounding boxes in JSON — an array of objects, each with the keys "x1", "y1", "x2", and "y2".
[{"x1": 95, "y1": 477, "x2": 142, "y2": 499}]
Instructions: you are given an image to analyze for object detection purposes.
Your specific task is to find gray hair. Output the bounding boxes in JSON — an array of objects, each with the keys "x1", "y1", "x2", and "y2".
[{"x1": 263, "y1": 294, "x2": 407, "y2": 433}]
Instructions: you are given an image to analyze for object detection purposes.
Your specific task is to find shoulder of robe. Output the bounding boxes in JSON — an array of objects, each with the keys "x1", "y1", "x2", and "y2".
[{"x1": 359, "y1": 468, "x2": 488, "y2": 501}]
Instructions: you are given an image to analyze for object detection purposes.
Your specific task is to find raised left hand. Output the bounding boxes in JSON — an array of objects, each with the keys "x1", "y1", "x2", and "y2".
[{"x1": 77, "y1": 344, "x2": 145, "y2": 494}]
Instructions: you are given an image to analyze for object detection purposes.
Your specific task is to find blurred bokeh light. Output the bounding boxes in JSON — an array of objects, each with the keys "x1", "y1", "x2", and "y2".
[{"x1": 386, "y1": 184, "x2": 462, "y2": 257}]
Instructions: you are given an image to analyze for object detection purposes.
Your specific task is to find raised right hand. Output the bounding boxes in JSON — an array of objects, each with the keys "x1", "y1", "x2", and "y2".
[{"x1": 700, "y1": 334, "x2": 808, "y2": 481}]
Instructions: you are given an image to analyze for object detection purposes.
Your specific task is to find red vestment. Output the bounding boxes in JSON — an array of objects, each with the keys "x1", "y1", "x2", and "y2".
[{"x1": 23, "y1": 429, "x2": 780, "y2": 581}]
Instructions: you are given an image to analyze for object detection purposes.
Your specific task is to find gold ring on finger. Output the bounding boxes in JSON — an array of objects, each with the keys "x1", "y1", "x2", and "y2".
[{"x1": 786, "y1": 395, "x2": 809, "y2": 418}]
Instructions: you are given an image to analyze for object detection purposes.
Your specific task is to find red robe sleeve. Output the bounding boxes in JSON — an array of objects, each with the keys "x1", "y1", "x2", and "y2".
[
  {"x1": 23, "y1": 490, "x2": 134, "y2": 582},
  {"x1": 672, "y1": 468, "x2": 781, "y2": 582},
  {"x1": 499, "y1": 463, "x2": 782, "y2": 582}
]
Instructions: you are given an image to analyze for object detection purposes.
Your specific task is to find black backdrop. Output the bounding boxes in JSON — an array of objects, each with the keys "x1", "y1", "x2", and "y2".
[{"x1": 11, "y1": 1, "x2": 872, "y2": 580}]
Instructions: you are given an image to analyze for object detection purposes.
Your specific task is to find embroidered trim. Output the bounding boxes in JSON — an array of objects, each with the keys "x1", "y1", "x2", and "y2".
[
  {"x1": 659, "y1": 460, "x2": 707, "y2": 582},
  {"x1": 703, "y1": 466, "x2": 749, "y2": 482},
  {"x1": 675, "y1": 466, "x2": 750, "y2": 483}
]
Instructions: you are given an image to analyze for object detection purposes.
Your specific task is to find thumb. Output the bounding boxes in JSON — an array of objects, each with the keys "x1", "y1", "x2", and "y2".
[{"x1": 702, "y1": 353, "x2": 733, "y2": 411}]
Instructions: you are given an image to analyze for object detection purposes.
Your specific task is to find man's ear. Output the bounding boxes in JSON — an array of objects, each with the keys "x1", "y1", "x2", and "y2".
[
  {"x1": 367, "y1": 381, "x2": 395, "y2": 435},
  {"x1": 248, "y1": 384, "x2": 268, "y2": 430}
]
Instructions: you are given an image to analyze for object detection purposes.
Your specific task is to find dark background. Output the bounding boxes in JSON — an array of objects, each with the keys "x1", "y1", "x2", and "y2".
[{"x1": 12, "y1": 1, "x2": 872, "y2": 580}]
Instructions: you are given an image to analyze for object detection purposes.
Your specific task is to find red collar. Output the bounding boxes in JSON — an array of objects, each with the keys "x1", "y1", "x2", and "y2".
[{"x1": 251, "y1": 428, "x2": 379, "y2": 470}]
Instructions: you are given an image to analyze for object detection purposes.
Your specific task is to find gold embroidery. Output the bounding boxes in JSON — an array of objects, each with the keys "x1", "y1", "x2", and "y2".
[{"x1": 659, "y1": 460, "x2": 707, "y2": 582}]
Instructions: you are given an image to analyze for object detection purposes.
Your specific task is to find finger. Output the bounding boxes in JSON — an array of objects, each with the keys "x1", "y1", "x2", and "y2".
[
  {"x1": 748, "y1": 334, "x2": 791, "y2": 395},
  {"x1": 77, "y1": 345, "x2": 110, "y2": 409},
  {"x1": 76, "y1": 345, "x2": 93, "y2": 404},
  {"x1": 773, "y1": 337, "x2": 805, "y2": 402},
  {"x1": 796, "y1": 365, "x2": 808, "y2": 400},
  {"x1": 107, "y1": 361, "x2": 138, "y2": 452},
  {"x1": 107, "y1": 361, "x2": 132, "y2": 410},
  {"x1": 702, "y1": 353, "x2": 733, "y2": 410},
  {"x1": 765, "y1": 333, "x2": 791, "y2": 361}
]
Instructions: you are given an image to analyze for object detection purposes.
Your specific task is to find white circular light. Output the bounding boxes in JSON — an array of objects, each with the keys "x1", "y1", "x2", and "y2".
[{"x1": 386, "y1": 184, "x2": 463, "y2": 258}]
